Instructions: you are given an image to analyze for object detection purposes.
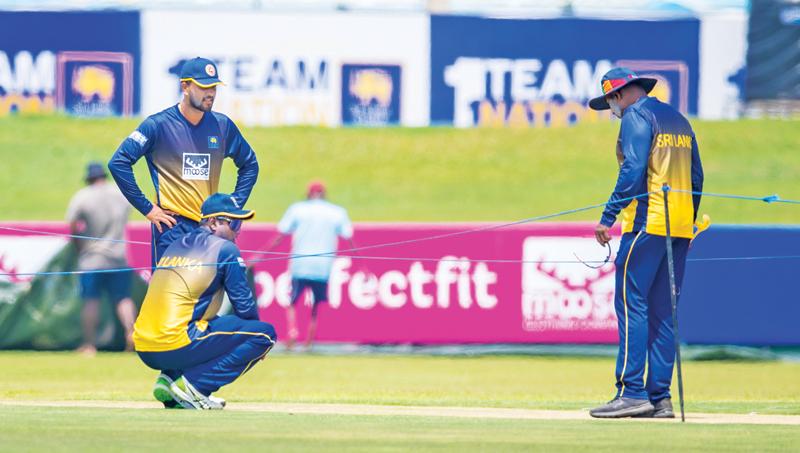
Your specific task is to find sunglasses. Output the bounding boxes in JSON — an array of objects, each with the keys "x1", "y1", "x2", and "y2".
[{"x1": 217, "y1": 216, "x2": 242, "y2": 232}]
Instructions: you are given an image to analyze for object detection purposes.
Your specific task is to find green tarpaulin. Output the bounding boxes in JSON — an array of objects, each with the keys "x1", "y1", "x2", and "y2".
[{"x1": 0, "y1": 244, "x2": 146, "y2": 350}]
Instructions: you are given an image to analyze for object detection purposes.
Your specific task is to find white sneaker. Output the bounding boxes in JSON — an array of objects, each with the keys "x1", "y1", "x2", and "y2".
[
  {"x1": 209, "y1": 395, "x2": 227, "y2": 407},
  {"x1": 170, "y1": 376, "x2": 224, "y2": 410}
]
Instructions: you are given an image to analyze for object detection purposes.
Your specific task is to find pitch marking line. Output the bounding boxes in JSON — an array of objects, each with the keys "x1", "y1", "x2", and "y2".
[{"x1": 1, "y1": 400, "x2": 798, "y2": 425}]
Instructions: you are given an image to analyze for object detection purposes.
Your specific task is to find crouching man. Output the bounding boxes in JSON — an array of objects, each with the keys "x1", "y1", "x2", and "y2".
[{"x1": 133, "y1": 193, "x2": 277, "y2": 409}]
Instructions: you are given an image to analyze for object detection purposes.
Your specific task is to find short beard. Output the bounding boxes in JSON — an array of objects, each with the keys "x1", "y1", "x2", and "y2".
[{"x1": 190, "y1": 94, "x2": 213, "y2": 112}]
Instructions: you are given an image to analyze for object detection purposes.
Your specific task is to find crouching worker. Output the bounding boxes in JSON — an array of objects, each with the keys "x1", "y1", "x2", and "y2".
[{"x1": 133, "y1": 193, "x2": 277, "y2": 410}]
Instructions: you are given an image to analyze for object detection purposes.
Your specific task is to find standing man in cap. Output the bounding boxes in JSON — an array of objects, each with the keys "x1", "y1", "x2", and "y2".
[
  {"x1": 267, "y1": 181, "x2": 354, "y2": 350},
  {"x1": 109, "y1": 57, "x2": 259, "y2": 268},
  {"x1": 66, "y1": 162, "x2": 136, "y2": 355},
  {"x1": 588, "y1": 68, "x2": 704, "y2": 418},
  {"x1": 133, "y1": 193, "x2": 276, "y2": 410}
]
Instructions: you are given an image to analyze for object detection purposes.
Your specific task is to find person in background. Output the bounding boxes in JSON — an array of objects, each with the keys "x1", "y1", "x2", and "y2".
[
  {"x1": 66, "y1": 162, "x2": 136, "y2": 355},
  {"x1": 268, "y1": 181, "x2": 354, "y2": 351}
]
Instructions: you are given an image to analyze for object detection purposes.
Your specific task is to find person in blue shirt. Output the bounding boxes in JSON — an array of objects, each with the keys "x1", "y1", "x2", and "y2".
[
  {"x1": 108, "y1": 57, "x2": 259, "y2": 268},
  {"x1": 588, "y1": 68, "x2": 704, "y2": 419},
  {"x1": 133, "y1": 193, "x2": 276, "y2": 410},
  {"x1": 268, "y1": 181, "x2": 354, "y2": 350}
]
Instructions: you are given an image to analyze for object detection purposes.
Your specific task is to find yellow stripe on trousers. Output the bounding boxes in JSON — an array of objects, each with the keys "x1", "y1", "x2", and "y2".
[
  {"x1": 619, "y1": 231, "x2": 643, "y2": 395},
  {"x1": 193, "y1": 330, "x2": 276, "y2": 385},
  {"x1": 194, "y1": 330, "x2": 275, "y2": 343}
]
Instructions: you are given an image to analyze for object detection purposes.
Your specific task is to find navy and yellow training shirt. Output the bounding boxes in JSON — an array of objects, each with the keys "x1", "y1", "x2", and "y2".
[
  {"x1": 600, "y1": 96, "x2": 704, "y2": 239},
  {"x1": 133, "y1": 227, "x2": 258, "y2": 352},
  {"x1": 108, "y1": 105, "x2": 258, "y2": 221}
]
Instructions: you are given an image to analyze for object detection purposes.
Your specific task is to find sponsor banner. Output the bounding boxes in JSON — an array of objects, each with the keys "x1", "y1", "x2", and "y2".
[
  {"x1": 699, "y1": 12, "x2": 748, "y2": 119},
  {"x1": 745, "y1": 0, "x2": 800, "y2": 100},
  {"x1": 430, "y1": 15, "x2": 700, "y2": 127},
  {"x1": 141, "y1": 11, "x2": 428, "y2": 126},
  {"x1": 0, "y1": 11, "x2": 140, "y2": 117},
  {"x1": 2, "y1": 222, "x2": 798, "y2": 346}
]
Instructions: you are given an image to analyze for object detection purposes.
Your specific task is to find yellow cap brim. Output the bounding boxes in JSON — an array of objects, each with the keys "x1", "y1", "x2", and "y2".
[
  {"x1": 201, "y1": 210, "x2": 255, "y2": 220},
  {"x1": 180, "y1": 77, "x2": 224, "y2": 88}
]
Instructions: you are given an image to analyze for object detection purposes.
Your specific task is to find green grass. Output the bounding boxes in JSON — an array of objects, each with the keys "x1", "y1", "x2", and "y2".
[
  {"x1": 1, "y1": 352, "x2": 799, "y2": 451},
  {"x1": 1, "y1": 406, "x2": 799, "y2": 452},
  {"x1": 1, "y1": 352, "x2": 798, "y2": 414},
  {"x1": 0, "y1": 116, "x2": 798, "y2": 222}
]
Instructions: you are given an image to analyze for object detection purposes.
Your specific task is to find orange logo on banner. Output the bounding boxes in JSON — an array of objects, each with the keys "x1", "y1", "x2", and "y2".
[
  {"x1": 349, "y1": 69, "x2": 393, "y2": 107},
  {"x1": 72, "y1": 65, "x2": 115, "y2": 103}
]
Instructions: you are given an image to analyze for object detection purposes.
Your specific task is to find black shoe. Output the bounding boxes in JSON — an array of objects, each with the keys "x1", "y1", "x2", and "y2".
[
  {"x1": 633, "y1": 398, "x2": 675, "y2": 418},
  {"x1": 590, "y1": 397, "x2": 655, "y2": 418}
]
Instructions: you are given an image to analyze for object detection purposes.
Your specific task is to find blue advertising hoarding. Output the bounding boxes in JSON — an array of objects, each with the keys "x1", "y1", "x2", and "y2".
[
  {"x1": 681, "y1": 226, "x2": 800, "y2": 346},
  {"x1": 0, "y1": 11, "x2": 140, "y2": 117},
  {"x1": 430, "y1": 15, "x2": 700, "y2": 127}
]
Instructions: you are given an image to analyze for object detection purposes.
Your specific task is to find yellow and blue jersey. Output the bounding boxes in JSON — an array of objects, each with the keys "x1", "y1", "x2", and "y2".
[
  {"x1": 133, "y1": 227, "x2": 258, "y2": 352},
  {"x1": 601, "y1": 96, "x2": 704, "y2": 239},
  {"x1": 108, "y1": 105, "x2": 258, "y2": 221}
]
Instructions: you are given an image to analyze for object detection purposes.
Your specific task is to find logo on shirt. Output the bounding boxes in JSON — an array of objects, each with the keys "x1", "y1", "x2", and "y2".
[
  {"x1": 208, "y1": 136, "x2": 220, "y2": 149},
  {"x1": 182, "y1": 153, "x2": 211, "y2": 180},
  {"x1": 128, "y1": 130, "x2": 148, "y2": 146}
]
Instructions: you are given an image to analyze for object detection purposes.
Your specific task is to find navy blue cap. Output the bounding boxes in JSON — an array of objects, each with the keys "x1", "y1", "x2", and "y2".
[
  {"x1": 179, "y1": 57, "x2": 223, "y2": 88},
  {"x1": 85, "y1": 161, "x2": 106, "y2": 181},
  {"x1": 201, "y1": 193, "x2": 255, "y2": 220},
  {"x1": 589, "y1": 67, "x2": 657, "y2": 111}
]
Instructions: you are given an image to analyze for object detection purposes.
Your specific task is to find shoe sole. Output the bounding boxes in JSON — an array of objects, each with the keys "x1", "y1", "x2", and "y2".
[{"x1": 590, "y1": 403, "x2": 655, "y2": 418}]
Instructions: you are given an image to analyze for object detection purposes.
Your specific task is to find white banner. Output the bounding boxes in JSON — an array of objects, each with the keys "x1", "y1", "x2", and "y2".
[
  {"x1": 141, "y1": 11, "x2": 429, "y2": 126},
  {"x1": 699, "y1": 12, "x2": 748, "y2": 120}
]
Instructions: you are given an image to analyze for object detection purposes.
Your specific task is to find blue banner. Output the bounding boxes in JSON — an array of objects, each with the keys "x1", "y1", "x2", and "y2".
[
  {"x1": 0, "y1": 11, "x2": 140, "y2": 117},
  {"x1": 681, "y1": 226, "x2": 800, "y2": 346},
  {"x1": 430, "y1": 15, "x2": 700, "y2": 127},
  {"x1": 341, "y1": 63, "x2": 402, "y2": 126}
]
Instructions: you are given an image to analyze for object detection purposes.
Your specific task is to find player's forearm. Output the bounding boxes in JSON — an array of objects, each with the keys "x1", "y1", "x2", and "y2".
[
  {"x1": 234, "y1": 303, "x2": 259, "y2": 320},
  {"x1": 691, "y1": 139, "x2": 704, "y2": 219},
  {"x1": 107, "y1": 155, "x2": 153, "y2": 216},
  {"x1": 232, "y1": 159, "x2": 259, "y2": 207},
  {"x1": 600, "y1": 167, "x2": 644, "y2": 227}
]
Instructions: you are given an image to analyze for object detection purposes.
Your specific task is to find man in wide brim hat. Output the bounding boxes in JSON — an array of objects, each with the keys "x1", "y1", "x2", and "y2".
[
  {"x1": 587, "y1": 66, "x2": 705, "y2": 420},
  {"x1": 588, "y1": 67, "x2": 658, "y2": 112}
]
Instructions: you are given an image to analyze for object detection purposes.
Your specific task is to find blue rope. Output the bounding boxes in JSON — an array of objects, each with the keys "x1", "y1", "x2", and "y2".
[
  {"x1": 0, "y1": 191, "x2": 657, "y2": 259},
  {"x1": 0, "y1": 225, "x2": 150, "y2": 245},
  {"x1": 671, "y1": 189, "x2": 800, "y2": 205},
  {"x1": 686, "y1": 255, "x2": 800, "y2": 262},
  {"x1": 245, "y1": 191, "x2": 659, "y2": 257},
  {"x1": 4, "y1": 254, "x2": 800, "y2": 278},
  {"x1": 2, "y1": 188, "x2": 799, "y2": 278}
]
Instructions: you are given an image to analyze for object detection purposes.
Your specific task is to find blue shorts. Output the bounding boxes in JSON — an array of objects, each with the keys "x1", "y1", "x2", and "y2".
[
  {"x1": 291, "y1": 278, "x2": 328, "y2": 316},
  {"x1": 79, "y1": 270, "x2": 131, "y2": 302}
]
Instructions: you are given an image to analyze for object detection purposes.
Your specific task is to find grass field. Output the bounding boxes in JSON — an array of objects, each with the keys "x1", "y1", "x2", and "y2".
[
  {"x1": 1, "y1": 352, "x2": 799, "y2": 451},
  {"x1": 1, "y1": 117, "x2": 798, "y2": 451},
  {"x1": 1, "y1": 116, "x2": 798, "y2": 223}
]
